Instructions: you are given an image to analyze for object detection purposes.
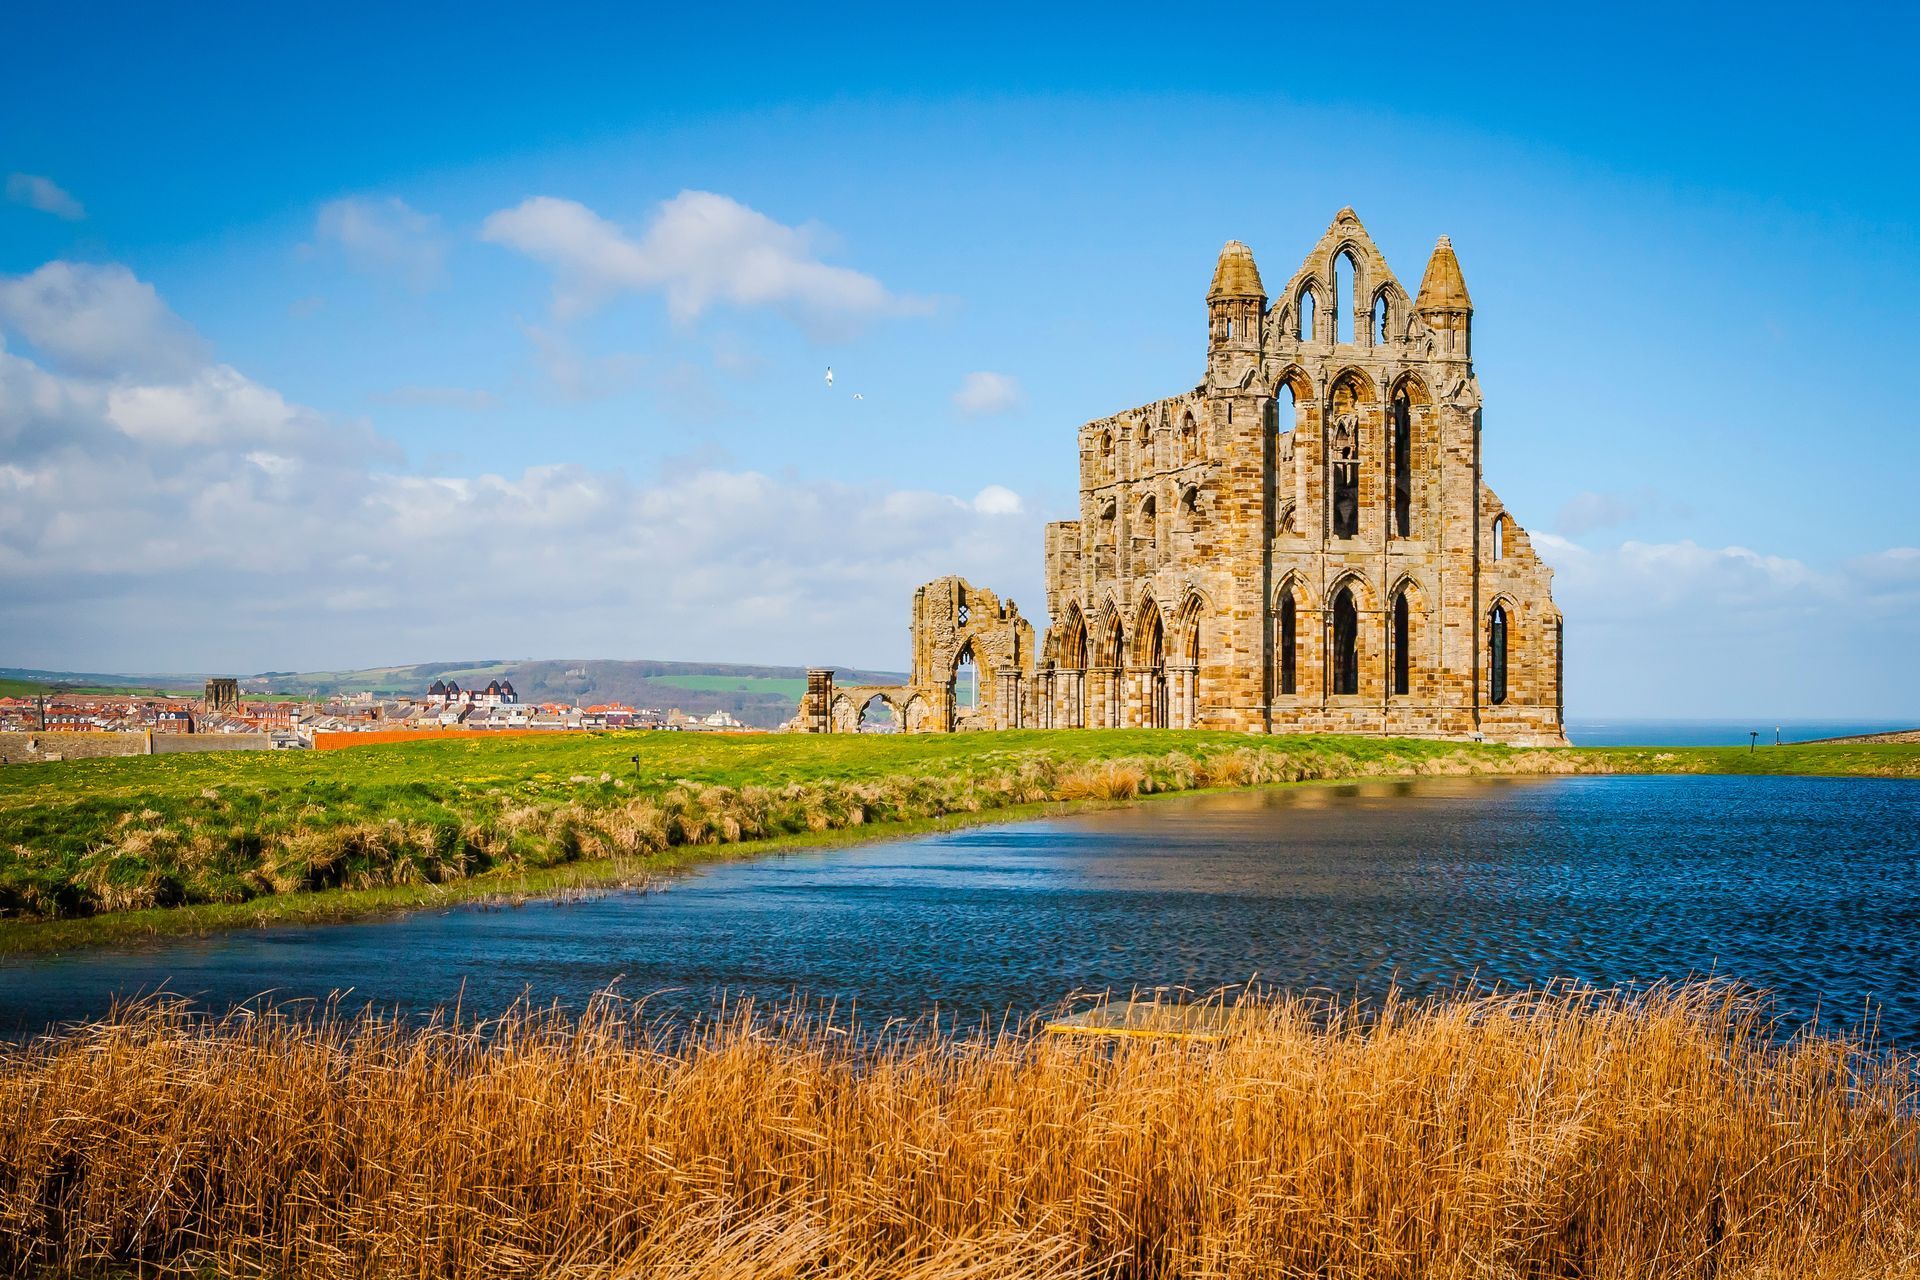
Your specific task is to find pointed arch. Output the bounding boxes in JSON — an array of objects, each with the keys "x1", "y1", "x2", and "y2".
[
  {"x1": 1323, "y1": 570, "x2": 1374, "y2": 615},
  {"x1": 1328, "y1": 584, "x2": 1360, "y2": 697},
  {"x1": 950, "y1": 638, "x2": 980, "y2": 714},
  {"x1": 1167, "y1": 590, "x2": 1207, "y2": 728},
  {"x1": 1372, "y1": 282, "x2": 1409, "y2": 346},
  {"x1": 1176, "y1": 483, "x2": 1202, "y2": 528},
  {"x1": 1093, "y1": 599, "x2": 1126, "y2": 670},
  {"x1": 1093, "y1": 498, "x2": 1118, "y2": 579},
  {"x1": 1297, "y1": 282, "x2": 1318, "y2": 341},
  {"x1": 1329, "y1": 366, "x2": 1379, "y2": 403},
  {"x1": 1056, "y1": 603, "x2": 1089, "y2": 670},
  {"x1": 1326, "y1": 370, "x2": 1376, "y2": 541},
  {"x1": 1273, "y1": 573, "x2": 1305, "y2": 698},
  {"x1": 1268, "y1": 366, "x2": 1313, "y2": 434},
  {"x1": 1173, "y1": 589, "x2": 1207, "y2": 665},
  {"x1": 1334, "y1": 248, "x2": 1357, "y2": 344},
  {"x1": 855, "y1": 692, "x2": 900, "y2": 732},
  {"x1": 1131, "y1": 596, "x2": 1169, "y2": 728},
  {"x1": 1390, "y1": 370, "x2": 1433, "y2": 407},
  {"x1": 1134, "y1": 492, "x2": 1158, "y2": 569},
  {"x1": 1387, "y1": 576, "x2": 1427, "y2": 698},
  {"x1": 1488, "y1": 600, "x2": 1510, "y2": 706},
  {"x1": 1131, "y1": 596, "x2": 1165, "y2": 667}
]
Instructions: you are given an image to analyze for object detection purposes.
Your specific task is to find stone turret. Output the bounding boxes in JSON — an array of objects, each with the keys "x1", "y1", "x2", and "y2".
[
  {"x1": 1207, "y1": 240, "x2": 1264, "y2": 360},
  {"x1": 1414, "y1": 235, "x2": 1473, "y2": 358}
]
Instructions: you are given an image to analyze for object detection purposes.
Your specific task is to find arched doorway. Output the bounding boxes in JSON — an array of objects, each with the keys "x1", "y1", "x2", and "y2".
[
  {"x1": 949, "y1": 641, "x2": 979, "y2": 729},
  {"x1": 855, "y1": 694, "x2": 897, "y2": 733},
  {"x1": 1058, "y1": 608, "x2": 1088, "y2": 728},
  {"x1": 1135, "y1": 603, "x2": 1167, "y2": 728}
]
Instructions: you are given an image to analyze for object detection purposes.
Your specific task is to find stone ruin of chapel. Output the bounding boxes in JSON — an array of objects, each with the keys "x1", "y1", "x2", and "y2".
[{"x1": 797, "y1": 208, "x2": 1566, "y2": 745}]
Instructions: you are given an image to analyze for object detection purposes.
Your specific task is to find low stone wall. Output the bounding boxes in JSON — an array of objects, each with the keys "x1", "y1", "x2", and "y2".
[
  {"x1": 150, "y1": 733, "x2": 272, "y2": 755},
  {"x1": 0, "y1": 731, "x2": 150, "y2": 765}
]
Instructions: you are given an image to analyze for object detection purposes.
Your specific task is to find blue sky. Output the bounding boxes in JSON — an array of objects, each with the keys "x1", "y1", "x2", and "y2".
[{"x1": 2, "y1": 2, "x2": 1915, "y2": 717}]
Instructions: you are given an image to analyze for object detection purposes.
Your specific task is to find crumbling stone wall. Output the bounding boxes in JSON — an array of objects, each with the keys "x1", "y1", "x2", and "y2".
[
  {"x1": 795, "y1": 580, "x2": 1035, "y2": 733},
  {"x1": 798, "y1": 209, "x2": 1565, "y2": 744}
]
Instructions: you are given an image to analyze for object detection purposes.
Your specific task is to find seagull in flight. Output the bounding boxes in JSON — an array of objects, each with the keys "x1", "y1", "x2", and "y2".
[
  {"x1": 852, "y1": 393, "x2": 864, "y2": 400},
  {"x1": 824, "y1": 366, "x2": 834, "y2": 388}
]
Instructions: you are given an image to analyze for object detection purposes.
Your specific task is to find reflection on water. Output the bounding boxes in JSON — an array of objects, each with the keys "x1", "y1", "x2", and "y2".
[{"x1": 3, "y1": 774, "x2": 1918, "y2": 1043}]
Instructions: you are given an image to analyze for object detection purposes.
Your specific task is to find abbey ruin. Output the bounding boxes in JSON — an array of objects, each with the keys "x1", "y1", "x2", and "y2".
[{"x1": 800, "y1": 209, "x2": 1565, "y2": 744}]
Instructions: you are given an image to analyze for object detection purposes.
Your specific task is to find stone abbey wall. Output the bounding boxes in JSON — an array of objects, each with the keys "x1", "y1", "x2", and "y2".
[
  {"x1": 801, "y1": 209, "x2": 1565, "y2": 744},
  {"x1": 0, "y1": 731, "x2": 151, "y2": 764},
  {"x1": 0, "y1": 731, "x2": 275, "y2": 764}
]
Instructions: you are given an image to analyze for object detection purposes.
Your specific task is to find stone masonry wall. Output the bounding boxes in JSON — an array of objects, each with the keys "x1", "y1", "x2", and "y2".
[{"x1": 0, "y1": 731, "x2": 151, "y2": 764}]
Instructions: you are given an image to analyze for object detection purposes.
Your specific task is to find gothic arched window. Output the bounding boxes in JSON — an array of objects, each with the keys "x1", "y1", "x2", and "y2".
[
  {"x1": 1391, "y1": 391, "x2": 1413, "y2": 538},
  {"x1": 1298, "y1": 288, "x2": 1315, "y2": 341},
  {"x1": 954, "y1": 641, "x2": 979, "y2": 711},
  {"x1": 1329, "y1": 382, "x2": 1362, "y2": 539},
  {"x1": 1134, "y1": 495, "x2": 1157, "y2": 567},
  {"x1": 1373, "y1": 293, "x2": 1390, "y2": 344},
  {"x1": 1335, "y1": 252, "x2": 1356, "y2": 344},
  {"x1": 1279, "y1": 593, "x2": 1297, "y2": 696},
  {"x1": 1391, "y1": 590, "x2": 1411, "y2": 696},
  {"x1": 1331, "y1": 586, "x2": 1358, "y2": 696},
  {"x1": 1489, "y1": 604, "x2": 1509, "y2": 705}
]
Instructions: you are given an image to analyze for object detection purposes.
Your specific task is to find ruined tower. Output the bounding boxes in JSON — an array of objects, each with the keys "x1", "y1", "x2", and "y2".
[{"x1": 798, "y1": 209, "x2": 1565, "y2": 743}]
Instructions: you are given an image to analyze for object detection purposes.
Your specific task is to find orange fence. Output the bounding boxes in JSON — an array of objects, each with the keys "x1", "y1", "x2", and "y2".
[{"x1": 312, "y1": 728, "x2": 560, "y2": 751}]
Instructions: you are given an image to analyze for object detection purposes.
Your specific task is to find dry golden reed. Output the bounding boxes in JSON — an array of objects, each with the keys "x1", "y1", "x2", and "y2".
[{"x1": 1, "y1": 983, "x2": 1915, "y2": 1278}]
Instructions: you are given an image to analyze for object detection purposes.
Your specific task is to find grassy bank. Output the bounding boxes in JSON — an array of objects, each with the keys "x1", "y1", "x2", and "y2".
[
  {"x1": 1, "y1": 984, "x2": 1912, "y2": 1278},
  {"x1": 2, "y1": 732, "x2": 1915, "y2": 953}
]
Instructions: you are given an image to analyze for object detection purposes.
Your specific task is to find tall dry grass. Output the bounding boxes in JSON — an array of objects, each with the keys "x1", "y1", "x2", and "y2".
[{"x1": 1, "y1": 984, "x2": 1914, "y2": 1278}]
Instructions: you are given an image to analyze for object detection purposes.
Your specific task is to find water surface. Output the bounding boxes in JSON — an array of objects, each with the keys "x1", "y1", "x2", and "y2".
[{"x1": 3, "y1": 775, "x2": 1917, "y2": 1042}]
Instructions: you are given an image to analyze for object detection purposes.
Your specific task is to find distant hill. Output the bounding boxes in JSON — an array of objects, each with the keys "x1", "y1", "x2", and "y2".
[{"x1": 0, "y1": 667, "x2": 201, "y2": 698}]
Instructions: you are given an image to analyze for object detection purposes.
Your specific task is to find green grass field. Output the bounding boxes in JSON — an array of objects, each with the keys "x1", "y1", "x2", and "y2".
[
  {"x1": 644, "y1": 673, "x2": 810, "y2": 699},
  {"x1": 1, "y1": 731, "x2": 1914, "y2": 952},
  {"x1": 0, "y1": 677, "x2": 189, "y2": 698}
]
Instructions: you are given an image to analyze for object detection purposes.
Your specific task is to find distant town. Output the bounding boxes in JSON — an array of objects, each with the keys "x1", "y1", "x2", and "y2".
[{"x1": 0, "y1": 676, "x2": 755, "y2": 763}]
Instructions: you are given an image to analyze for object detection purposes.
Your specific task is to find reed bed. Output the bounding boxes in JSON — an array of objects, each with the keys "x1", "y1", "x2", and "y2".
[{"x1": 1, "y1": 984, "x2": 1914, "y2": 1278}]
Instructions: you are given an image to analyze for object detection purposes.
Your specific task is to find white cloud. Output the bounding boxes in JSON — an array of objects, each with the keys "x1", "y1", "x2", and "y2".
[
  {"x1": 314, "y1": 196, "x2": 446, "y2": 290},
  {"x1": 0, "y1": 259, "x2": 1039, "y2": 673},
  {"x1": 953, "y1": 371, "x2": 1022, "y2": 417},
  {"x1": 6, "y1": 173, "x2": 85, "y2": 220},
  {"x1": 0, "y1": 262, "x2": 209, "y2": 379},
  {"x1": 1534, "y1": 532, "x2": 1920, "y2": 717},
  {"x1": 481, "y1": 191, "x2": 913, "y2": 328},
  {"x1": 972, "y1": 484, "x2": 1023, "y2": 515}
]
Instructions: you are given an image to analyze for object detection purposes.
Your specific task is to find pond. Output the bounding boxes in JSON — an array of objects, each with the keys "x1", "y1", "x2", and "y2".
[{"x1": 4, "y1": 774, "x2": 1918, "y2": 1043}]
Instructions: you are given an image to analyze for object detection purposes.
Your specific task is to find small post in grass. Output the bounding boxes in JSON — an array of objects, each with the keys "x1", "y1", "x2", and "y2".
[
  {"x1": 630, "y1": 754, "x2": 639, "y2": 779},
  {"x1": 1749, "y1": 731, "x2": 1758, "y2": 753}
]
